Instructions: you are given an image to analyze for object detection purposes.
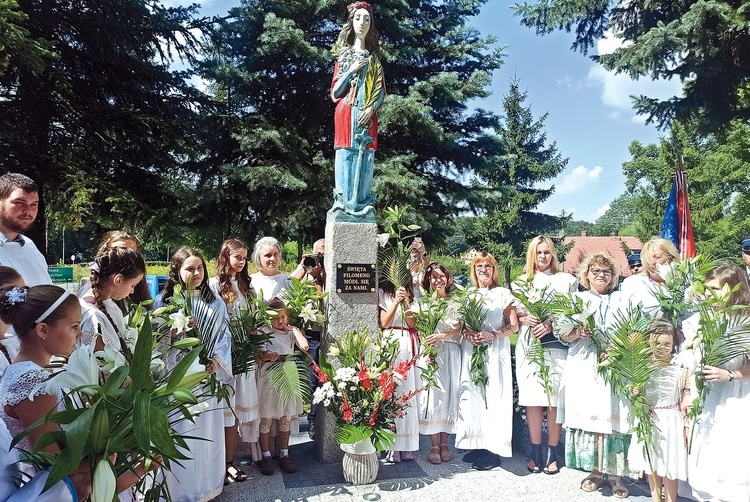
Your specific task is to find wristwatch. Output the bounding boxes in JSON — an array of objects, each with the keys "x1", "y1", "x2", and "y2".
[{"x1": 728, "y1": 370, "x2": 736, "y2": 382}]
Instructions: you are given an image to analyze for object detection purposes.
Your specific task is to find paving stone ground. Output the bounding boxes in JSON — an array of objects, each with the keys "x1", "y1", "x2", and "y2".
[{"x1": 215, "y1": 420, "x2": 696, "y2": 502}]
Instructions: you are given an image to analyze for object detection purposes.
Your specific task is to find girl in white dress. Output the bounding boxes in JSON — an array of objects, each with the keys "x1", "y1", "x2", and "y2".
[
  {"x1": 560, "y1": 253, "x2": 635, "y2": 498},
  {"x1": 620, "y1": 237, "x2": 679, "y2": 318},
  {"x1": 682, "y1": 261, "x2": 750, "y2": 502},
  {"x1": 256, "y1": 298, "x2": 308, "y2": 476},
  {"x1": 209, "y1": 238, "x2": 257, "y2": 484},
  {"x1": 455, "y1": 252, "x2": 518, "y2": 469},
  {"x1": 628, "y1": 323, "x2": 689, "y2": 502},
  {"x1": 79, "y1": 246, "x2": 145, "y2": 354},
  {"x1": 515, "y1": 236, "x2": 577, "y2": 474},
  {"x1": 379, "y1": 278, "x2": 419, "y2": 463},
  {"x1": 154, "y1": 247, "x2": 233, "y2": 502},
  {"x1": 412, "y1": 263, "x2": 461, "y2": 464}
]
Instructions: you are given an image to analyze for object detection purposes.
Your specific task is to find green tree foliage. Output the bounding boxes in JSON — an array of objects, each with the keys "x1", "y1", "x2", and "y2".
[
  {"x1": 466, "y1": 78, "x2": 568, "y2": 286},
  {"x1": 595, "y1": 122, "x2": 750, "y2": 258},
  {"x1": 512, "y1": 0, "x2": 750, "y2": 133},
  {"x1": 0, "y1": 0, "x2": 208, "y2": 250},
  {"x1": 0, "y1": 0, "x2": 54, "y2": 76},
  {"x1": 199, "y1": 0, "x2": 504, "y2": 249}
]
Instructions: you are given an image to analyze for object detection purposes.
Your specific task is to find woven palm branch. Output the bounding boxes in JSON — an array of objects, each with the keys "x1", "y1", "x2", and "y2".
[
  {"x1": 265, "y1": 352, "x2": 310, "y2": 408},
  {"x1": 454, "y1": 286, "x2": 491, "y2": 407},
  {"x1": 377, "y1": 245, "x2": 412, "y2": 290},
  {"x1": 413, "y1": 293, "x2": 448, "y2": 415}
]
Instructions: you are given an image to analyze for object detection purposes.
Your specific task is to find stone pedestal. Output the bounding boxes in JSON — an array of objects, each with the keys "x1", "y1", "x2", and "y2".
[{"x1": 315, "y1": 221, "x2": 379, "y2": 463}]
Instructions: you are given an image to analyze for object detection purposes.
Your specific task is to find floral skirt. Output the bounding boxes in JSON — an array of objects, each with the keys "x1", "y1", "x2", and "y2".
[{"x1": 565, "y1": 429, "x2": 633, "y2": 476}]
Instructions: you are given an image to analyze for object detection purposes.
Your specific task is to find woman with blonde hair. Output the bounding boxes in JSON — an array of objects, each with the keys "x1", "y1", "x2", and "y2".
[
  {"x1": 559, "y1": 253, "x2": 633, "y2": 497},
  {"x1": 514, "y1": 236, "x2": 578, "y2": 475},
  {"x1": 455, "y1": 252, "x2": 518, "y2": 470},
  {"x1": 620, "y1": 237, "x2": 679, "y2": 318}
]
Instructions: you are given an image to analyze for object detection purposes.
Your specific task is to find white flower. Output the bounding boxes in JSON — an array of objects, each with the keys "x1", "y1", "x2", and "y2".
[
  {"x1": 527, "y1": 289, "x2": 542, "y2": 304},
  {"x1": 327, "y1": 345, "x2": 340, "y2": 357},
  {"x1": 34, "y1": 345, "x2": 100, "y2": 399},
  {"x1": 313, "y1": 382, "x2": 336, "y2": 406},
  {"x1": 376, "y1": 233, "x2": 390, "y2": 248},
  {"x1": 334, "y1": 367, "x2": 358, "y2": 383},
  {"x1": 299, "y1": 301, "x2": 318, "y2": 324},
  {"x1": 92, "y1": 459, "x2": 116, "y2": 502},
  {"x1": 656, "y1": 262, "x2": 676, "y2": 281},
  {"x1": 169, "y1": 310, "x2": 190, "y2": 332},
  {"x1": 95, "y1": 345, "x2": 128, "y2": 374}
]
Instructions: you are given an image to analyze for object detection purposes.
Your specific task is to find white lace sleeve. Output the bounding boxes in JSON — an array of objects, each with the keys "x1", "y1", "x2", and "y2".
[
  {"x1": 0, "y1": 362, "x2": 50, "y2": 406},
  {"x1": 80, "y1": 304, "x2": 119, "y2": 350}
]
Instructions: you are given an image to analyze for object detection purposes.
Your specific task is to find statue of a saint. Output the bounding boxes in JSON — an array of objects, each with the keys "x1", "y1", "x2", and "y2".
[{"x1": 328, "y1": 1, "x2": 385, "y2": 223}]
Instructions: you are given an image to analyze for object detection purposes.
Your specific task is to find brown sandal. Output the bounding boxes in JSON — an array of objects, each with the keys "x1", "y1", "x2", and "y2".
[
  {"x1": 438, "y1": 443, "x2": 452, "y2": 462},
  {"x1": 428, "y1": 446, "x2": 441, "y2": 464},
  {"x1": 609, "y1": 476, "x2": 629, "y2": 498},
  {"x1": 581, "y1": 472, "x2": 604, "y2": 492}
]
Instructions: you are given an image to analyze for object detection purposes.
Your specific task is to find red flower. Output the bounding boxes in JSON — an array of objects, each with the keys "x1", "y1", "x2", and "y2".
[
  {"x1": 369, "y1": 417, "x2": 376, "y2": 425},
  {"x1": 312, "y1": 363, "x2": 329, "y2": 383},
  {"x1": 342, "y1": 404, "x2": 353, "y2": 422},
  {"x1": 359, "y1": 363, "x2": 371, "y2": 390},
  {"x1": 369, "y1": 409, "x2": 377, "y2": 426},
  {"x1": 390, "y1": 424, "x2": 396, "y2": 430},
  {"x1": 395, "y1": 361, "x2": 411, "y2": 379}
]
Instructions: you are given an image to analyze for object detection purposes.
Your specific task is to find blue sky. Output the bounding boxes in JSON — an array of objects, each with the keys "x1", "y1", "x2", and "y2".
[{"x1": 174, "y1": 0, "x2": 682, "y2": 222}]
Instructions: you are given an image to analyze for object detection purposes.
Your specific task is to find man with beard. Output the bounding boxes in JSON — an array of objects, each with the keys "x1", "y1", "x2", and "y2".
[{"x1": 0, "y1": 173, "x2": 51, "y2": 285}]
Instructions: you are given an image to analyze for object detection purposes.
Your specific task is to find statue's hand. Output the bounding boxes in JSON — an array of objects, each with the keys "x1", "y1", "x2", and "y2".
[
  {"x1": 350, "y1": 57, "x2": 368, "y2": 73},
  {"x1": 358, "y1": 106, "x2": 374, "y2": 128}
]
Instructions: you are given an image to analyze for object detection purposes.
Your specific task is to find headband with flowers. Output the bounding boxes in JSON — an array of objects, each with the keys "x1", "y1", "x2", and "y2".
[{"x1": 348, "y1": 1, "x2": 372, "y2": 12}]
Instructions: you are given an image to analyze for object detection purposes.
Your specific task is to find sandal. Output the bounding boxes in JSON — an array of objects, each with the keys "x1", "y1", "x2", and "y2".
[
  {"x1": 428, "y1": 446, "x2": 441, "y2": 464},
  {"x1": 581, "y1": 472, "x2": 604, "y2": 492},
  {"x1": 225, "y1": 463, "x2": 248, "y2": 485},
  {"x1": 527, "y1": 443, "x2": 542, "y2": 473},
  {"x1": 438, "y1": 443, "x2": 452, "y2": 462},
  {"x1": 608, "y1": 476, "x2": 629, "y2": 498},
  {"x1": 543, "y1": 445, "x2": 559, "y2": 475}
]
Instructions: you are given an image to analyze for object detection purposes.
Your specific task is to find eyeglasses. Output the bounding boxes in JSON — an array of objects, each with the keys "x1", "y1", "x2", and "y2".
[
  {"x1": 589, "y1": 268, "x2": 612, "y2": 277},
  {"x1": 474, "y1": 264, "x2": 494, "y2": 269},
  {"x1": 629, "y1": 264, "x2": 642, "y2": 269}
]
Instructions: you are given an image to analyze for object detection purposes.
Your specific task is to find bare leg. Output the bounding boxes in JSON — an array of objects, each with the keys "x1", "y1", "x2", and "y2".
[
  {"x1": 663, "y1": 477, "x2": 678, "y2": 502},
  {"x1": 546, "y1": 407, "x2": 561, "y2": 446},
  {"x1": 527, "y1": 406, "x2": 543, "y2": 471},
  {"x1": 225, "y1": 423, "x2": 237, "y2": 464}
]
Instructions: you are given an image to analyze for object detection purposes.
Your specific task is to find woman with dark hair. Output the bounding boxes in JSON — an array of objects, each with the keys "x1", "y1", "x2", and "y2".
[
  {"x1": 682, "y1": 260, "x2": 750, "y2": 502},
  {"x1": 0, "y1": 266, "x2": 24, "y2": 368},
  {"x1": 209, "y1": 238, "x2": 257, "y2": 484},
  {"x1": 155, "y1": 247, "x2": 233, "y2": 502},
  {"x1": 378, "y1": 276, "x2": 418, "y2": 463},
  {"x1": 329, "y1": 1, "x2": 385, "y2": 219},
  {"x1": 455, "y1": 252, "x2": 518, "y2": 469},
  {"x1": 413, "y1": 263, "x2": 462, "y2": 464}
]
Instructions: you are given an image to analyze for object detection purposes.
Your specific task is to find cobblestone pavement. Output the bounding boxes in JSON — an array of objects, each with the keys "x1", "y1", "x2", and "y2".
[{"x1": 216, "y1": 422, "x2": 696, "y2": 502}]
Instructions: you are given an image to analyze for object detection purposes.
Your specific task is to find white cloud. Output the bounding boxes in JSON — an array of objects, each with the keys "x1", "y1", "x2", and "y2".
[
  {"x1": 556, "y1": 165, "x2": 603, "y2": 195},
  {"x1": 595, "y1": 203, "x2": 610, "y2": 217},
  {"x1": 586, "y1": 31, "x2": 682, "y2": 122}
]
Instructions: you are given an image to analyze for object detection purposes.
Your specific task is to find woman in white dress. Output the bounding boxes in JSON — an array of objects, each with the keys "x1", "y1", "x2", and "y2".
[
  {"x1": 250, "y1": 237, "x2": 291, "y2": 304},
  {"x1": 515, "y1": 236, "x2": 577, "y2": 475},
  {"x1": 379, "y1": 277, "x2": 419, "y2": 463},
  {"x1": 413, "y1": 263, "x2": 461, "y2": 464},
  {"x1": 559, "y1": 253, "x2": 633, "y2": 498},
  {"x1": 209, "y1": 238, "x2": 257, "y2": 484},
  {"x1": 154, "y1": 247, "x2": 233, "y2": 502},
  {"x1": 682, "y1": 261, "x2": 750, "y2": 502},
  {"x1": 620, "y1": 237, "x2": 679, "y2": 319},
  {"x1": 455, "y1": 252, "x2": 518, "y2": 469}
]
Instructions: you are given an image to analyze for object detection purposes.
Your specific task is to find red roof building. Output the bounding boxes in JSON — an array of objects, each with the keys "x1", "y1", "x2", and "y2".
[{"x1": 561, "y1": 232, "x2": 643, "y2": 278}]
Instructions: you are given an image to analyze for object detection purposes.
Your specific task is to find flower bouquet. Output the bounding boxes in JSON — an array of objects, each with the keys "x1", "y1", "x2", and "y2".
[
  {"x1": 153, "y1": 283, "x2": 231, "y2": 405},
  {"x1": 549, "y1": 293, "x2": 597, "y2": 339},
  {"x1": 280, "y1": 277, "x2": 327, "y2": 331},
  {"x1": 311, "y1": 328, "x2": 419, "y2": 451},
  {"x1": 511, "y1": 276, "x2": 561, "y2": 406},
  {"x1": 17, "y1": 309, "x2": 210, "y2": 502},
  {"x1": 454, "y1": 285, "x2": 490, "y2": 407},
  {"x1": 227, "y1": 295, "x2": 274, "y2": 376}
]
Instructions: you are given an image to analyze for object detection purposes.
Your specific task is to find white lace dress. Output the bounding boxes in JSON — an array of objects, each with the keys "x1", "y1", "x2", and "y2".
[
  {"x1": 79, "y1": 297, "x2": 135, "y2": 352},
  {"x1": 0, "y1": 361, "x2": 60, "y2": 452}
]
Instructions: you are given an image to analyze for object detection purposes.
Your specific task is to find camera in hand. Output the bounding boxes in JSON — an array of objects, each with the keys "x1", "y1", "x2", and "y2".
[{"x1": 303, "y1": 252, "x2": 324, "y2": 271}]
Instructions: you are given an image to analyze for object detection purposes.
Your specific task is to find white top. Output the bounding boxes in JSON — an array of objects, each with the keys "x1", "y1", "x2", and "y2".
[
  {"x1": 250, "y1": 272, "x2": 290, "y2": 303},
  {"x1": 620, "y1": 274, "x2": 666, "y2": 317},
  {"x1": 0, "y1": 336, "x2": 20, "y2": 372},
  {"x1": 265, "y1": 327, "x2": 296, "y2": 356},
  {"x1": 378, "y1": 289, "x2": 409, "y2": 329},
  {"x1": 79, "y1": 297, "x2": 136, "y2": 352},
  {"x1": 0, "y1": 233, "x2": 51, "y2": 286},
  {"x1": 530, "y1": 269, "x2": 578, "y2": 294},
  {"x1": 0, "y1": 361, "x2": 61, "y2": 451},
  {"x1": 208, "y1": 277, "x2": 250, "y2": 317}
]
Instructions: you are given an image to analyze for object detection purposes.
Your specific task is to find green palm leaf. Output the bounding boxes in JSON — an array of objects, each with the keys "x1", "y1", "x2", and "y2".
[
  {"x1": 377, "y1": 245, "x2": 412, "y2": 290},
  {"x1": 265, "y1": 352, "x2": 310, "y2": 408}
]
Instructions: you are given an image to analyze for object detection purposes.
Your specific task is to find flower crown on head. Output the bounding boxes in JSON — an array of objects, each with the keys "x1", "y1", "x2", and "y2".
[
  {"x1": 4, "y1": 286, "x2": 27, "y2": 305},
  {"x1": 348, "y1": 1, "x2": 372, "y2": 12}
]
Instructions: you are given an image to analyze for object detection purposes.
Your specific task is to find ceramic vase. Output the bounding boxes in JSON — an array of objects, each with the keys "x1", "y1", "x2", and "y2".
[{"x1": 340, "y1": 439, "x2": 378, "y2": 484}]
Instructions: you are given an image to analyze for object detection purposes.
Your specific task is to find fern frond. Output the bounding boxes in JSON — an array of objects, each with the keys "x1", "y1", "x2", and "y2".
[{"x1": 265, "y1": 353, "x2": 310, "y2": 408}]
